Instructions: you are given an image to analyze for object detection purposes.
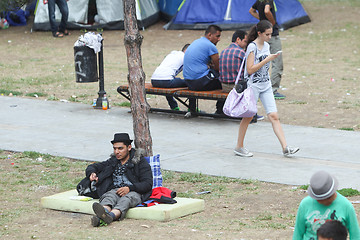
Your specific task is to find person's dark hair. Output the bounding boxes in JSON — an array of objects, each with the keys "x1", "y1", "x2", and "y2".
[
  {"x1": 182, "y1": 43, "x2": 190, "y2": 52},
  {"x1": 317, "y1": 220, "x2": 348, "y2": 240},
  {"x1": 247, "y1": 20, "x2": 273, "y2": 46},
  {"x1": 232, "y1": 30, "x2": 247, "y2": 43},
  {"x1": 205, "y1": 24, "x2": 222, "y2": 35}
]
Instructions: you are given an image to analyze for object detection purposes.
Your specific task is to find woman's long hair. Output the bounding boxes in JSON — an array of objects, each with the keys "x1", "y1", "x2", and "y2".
[{"x1": 246, "y1": 20, "x2": 273, "y2": 47}]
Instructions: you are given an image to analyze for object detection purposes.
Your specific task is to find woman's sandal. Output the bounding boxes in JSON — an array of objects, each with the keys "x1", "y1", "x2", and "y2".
[{"x1": 53, "y1": 32, "x2": 64, "y2": 38}]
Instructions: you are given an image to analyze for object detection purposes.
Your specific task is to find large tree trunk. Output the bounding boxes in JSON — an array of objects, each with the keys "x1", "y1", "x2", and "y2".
[{"x1": 123, "y1": 0, "x2": 153, "y2": 156}]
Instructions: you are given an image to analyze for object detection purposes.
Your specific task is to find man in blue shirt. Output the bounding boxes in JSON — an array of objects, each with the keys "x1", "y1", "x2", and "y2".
[{"x1": 183, "y1": 25, "x2": 222, "y2": 112}]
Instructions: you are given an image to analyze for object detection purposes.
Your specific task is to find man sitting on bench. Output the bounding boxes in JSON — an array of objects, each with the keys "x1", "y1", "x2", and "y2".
[
  {"x1": 151, "y1": 44, "x2": 190, "y2": 111},
  {"x1": 183, "y1": 24, "x2": 223, "y2": 113}
]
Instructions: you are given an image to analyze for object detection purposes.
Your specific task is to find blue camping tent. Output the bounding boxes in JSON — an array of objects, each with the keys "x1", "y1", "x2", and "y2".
[
  {"x1": 274, "y1": 0, "x2": 311, "y2": 30},
  {"x1": 164, "y1": 0, "x2": 310, "y2": 30},
  {"x1": 158, "y1": 0, "x2": 183, "y2": 20}
]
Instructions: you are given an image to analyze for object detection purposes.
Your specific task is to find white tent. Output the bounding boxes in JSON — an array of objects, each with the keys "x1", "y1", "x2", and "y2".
[{"x1": 33, "y1": 0, "x2": 159, "y2": 31}]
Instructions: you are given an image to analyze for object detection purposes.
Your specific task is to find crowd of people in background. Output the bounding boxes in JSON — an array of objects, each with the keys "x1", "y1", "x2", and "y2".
[{"x1": 151, "y1": 0, "x2": 299, "y2": 157}]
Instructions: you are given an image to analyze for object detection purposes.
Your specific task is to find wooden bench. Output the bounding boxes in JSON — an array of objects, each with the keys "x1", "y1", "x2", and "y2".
[{"x1": 117, "y1": 83, "x2": 238, "y2": 119}]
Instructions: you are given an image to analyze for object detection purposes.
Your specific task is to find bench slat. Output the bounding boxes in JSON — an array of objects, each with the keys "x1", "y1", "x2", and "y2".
[
  {"x1": 116, "y1": 83, "x2": 239, "y2": 119},
  {"x1": 174, "y1": 89, "x2": 227, "y2": 100},
  {"x1": 117, "y1": 83, "x2": 228, "y2": 100}
]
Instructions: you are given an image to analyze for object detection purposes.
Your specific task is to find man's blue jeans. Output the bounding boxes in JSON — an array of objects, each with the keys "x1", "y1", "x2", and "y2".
[
  {"x1": 184, "y1": 69, "x2": 222, "y2": 112},
  {"x1": 48, "y1": 0, "x2": 69, "y2": 36},
  {"x1": 151, "y1": 78, "x2": 188, "y2": 109}
]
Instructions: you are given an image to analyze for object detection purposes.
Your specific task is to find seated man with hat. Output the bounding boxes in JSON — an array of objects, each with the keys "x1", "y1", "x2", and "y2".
[
  {"x1": 293, "y1": 171, "x2": 360, "y2": 240},
  {"x1": 85, "y1": 133, "x2": 153, "y2": 227}
]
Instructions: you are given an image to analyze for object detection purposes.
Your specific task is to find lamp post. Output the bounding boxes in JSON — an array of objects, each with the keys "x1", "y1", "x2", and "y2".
[{"x1": 93, "y1": 37, "x2": 108, "y2": 109}]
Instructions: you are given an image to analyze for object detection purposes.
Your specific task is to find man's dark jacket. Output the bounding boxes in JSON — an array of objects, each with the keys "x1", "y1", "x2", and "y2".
[{"x1": 85, "y1": 149, "x2": 153, "y2": 202}]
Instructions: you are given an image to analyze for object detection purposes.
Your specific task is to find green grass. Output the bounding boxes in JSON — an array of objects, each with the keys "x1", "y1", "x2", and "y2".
[
  {"x1": 1, "y1": 150, "x2": 265, "y2": 231},
  {"x1": 0, "y1": 89, "x2": 23, "y2": 96},
  {"x1": 112, "y1": 101, "x2": 131, "y2": 107},
  {"x1": 22, "y1": 151, "x2": 45, "y2": 159},
  {"x1": 289, "y1": 100, "x2": 307, "y2": 105},
  {"x1": 25, "y1": 92, "x2": 48, "y2": 97},
  {"x1": 162, "y1": 170, "x2": 176, "y2": 181},
  {"x1": 68, "y1": 95, "x2": 80, "y2": 102},
  {"x1": 47, "y1": 95, "x2": 59, "y2": 101},
  {"x1": 19, "y1": 77, "x2": 53, "y2": 86},
  {"x1": 4, "y1": 149, "x2": 358, "y2": 238},
  {"x1": 338, "y1": 127, "x2": 354, "y2": 131},
  {"x1": 256, "y1": 212, "x2": 273, "y2": 221},
  {"x1": 338, "y1": 188, "x2": 360, "y2": 197},
  {"x1": 3, "y1": 151, "x2": 88, "y2": 191},
  {"x1": 178, "y1": 172, "x2": 256, "y2": 184},
  {"x1": 299, "y1": 184, "x2": 309, "y2": 190},
  {"x1": 0, "y1": 150, "x2": 90, "y2": 228},
  {"x1": 29, "y1": 58, "x2": 44, "y2": 62}
]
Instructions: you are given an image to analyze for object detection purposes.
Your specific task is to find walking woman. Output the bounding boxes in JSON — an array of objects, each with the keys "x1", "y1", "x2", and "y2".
[{"x1": 234, "y1": 20, "x2": 299, "y2": 157}]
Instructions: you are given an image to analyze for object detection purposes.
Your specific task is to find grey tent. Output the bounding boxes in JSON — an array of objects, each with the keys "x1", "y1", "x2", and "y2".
[{"x1": 33, "y1": 0, "x2": 159, "y2": 31}]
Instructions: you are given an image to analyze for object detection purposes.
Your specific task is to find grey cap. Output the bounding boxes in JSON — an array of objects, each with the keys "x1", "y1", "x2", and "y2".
[{"x1": 307, "y1": 171, "x2": 339, "y2": 200}]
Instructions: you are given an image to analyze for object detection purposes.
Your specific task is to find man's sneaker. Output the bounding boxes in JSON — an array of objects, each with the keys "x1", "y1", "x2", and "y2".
[
  {"x1": 250, "y1": 114, "x2": 264, "y2": 124},
  {"x1": 215, "y1": 110, "x2": 224, "y2": 115},
  {"x1": 283, "y1": 146, "x2": 300, "y2": 156},
  {"x1": 91, "y1": 215, "x2": 101, "y2": 227},
  {"x1": 274, "y1": 91, "x2": 286, "y2": 100},
  {"x1": 257, "y1": 115, "x2": 264, "y2": 121},
  {"x1": 234, "y1": 147, "x2": 253, "y2": 157},
  {"x1": 91, "y1": 215, "x2": 109, "y2": 227},
  {"x1": 172, "y1": 107, "x2": 180, "y2": 111},
  {"x1": 92, "y1": 202, "x2": 113, "y2": 224},
  {"x1": 187, "y1": 107, "x2": 201, "y2": 113}
]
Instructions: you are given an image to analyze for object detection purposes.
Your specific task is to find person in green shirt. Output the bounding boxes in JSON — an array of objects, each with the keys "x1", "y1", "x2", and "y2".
[{"x1": 293, "y1": 171, "x2": 360, "y2": 240}]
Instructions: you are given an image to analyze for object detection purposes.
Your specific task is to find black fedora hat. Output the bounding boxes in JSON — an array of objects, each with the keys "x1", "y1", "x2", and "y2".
[{"x1": 111, "y1": 133, "x2": 133, "y2": 144}]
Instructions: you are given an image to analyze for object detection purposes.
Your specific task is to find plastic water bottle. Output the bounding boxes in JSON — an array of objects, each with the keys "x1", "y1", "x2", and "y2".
[
  {"x1": 102, "y1": 95, "x2": 108, "y2": 110},
  {"x1": 0, "y1": 18, "x2": 9, "y2": 29}
]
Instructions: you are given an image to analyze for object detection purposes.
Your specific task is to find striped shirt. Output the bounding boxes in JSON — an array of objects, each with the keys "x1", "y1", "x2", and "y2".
[{"x1": 219, "y1": 43, "x2": 246, "y2": 84}]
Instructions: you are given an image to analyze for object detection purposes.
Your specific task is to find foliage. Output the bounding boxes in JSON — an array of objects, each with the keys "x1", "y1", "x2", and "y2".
[
  {"x1": 0, "y1": 89, "x2": 22, "y2": 96},
  {"x1": 338, "y1": 188, "x2": 360, "y2": 197},
  {"x1": 25, "y1": 92, "x2": 48, "y2": 97},
  {"x1": 112, "y1": 101, "x2": 131, "y2": 107},
  {"x1": 47, "y1": 95, "x2": 59, "y2": 101},
  {"x1": 338, "y1": 127, "x2": 354, "y2": 131},
  {"x1": 299, "y1": 184, "x2": 309, "y2": 190}
]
